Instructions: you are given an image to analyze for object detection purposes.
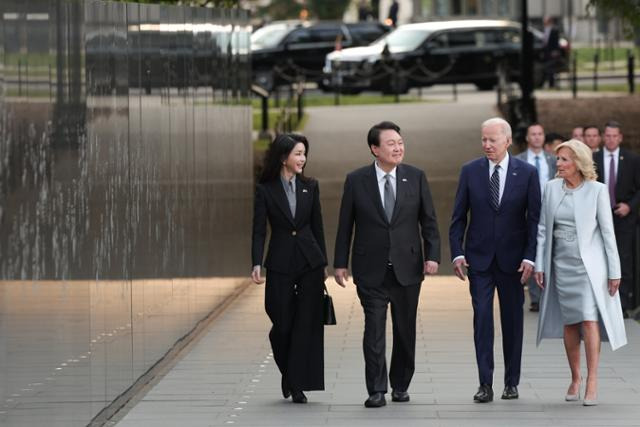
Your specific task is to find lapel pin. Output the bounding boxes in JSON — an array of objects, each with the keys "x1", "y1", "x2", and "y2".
[
  {"x1": 402, "y1": 178, "x2": 407, "y2": 182},
  {"x1": 620, "y1": 156, "x2": 624, "y2": 160},
  {"x1": 302, "y1": 189, "x2": 308, "y2": 193},
  {"x1": 512, "y1": 172, "x2": 517, "y2": 176}
]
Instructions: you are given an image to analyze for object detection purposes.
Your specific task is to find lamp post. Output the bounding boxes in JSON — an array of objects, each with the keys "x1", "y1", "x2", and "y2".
[{"x1": 520, "y1": 0, "x2": 536, "y2": 125}]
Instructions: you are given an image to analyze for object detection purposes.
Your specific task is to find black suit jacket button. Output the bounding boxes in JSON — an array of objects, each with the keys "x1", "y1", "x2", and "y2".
[{"x1": 292, "y1": 231, "x2": 297, "y2": 236}]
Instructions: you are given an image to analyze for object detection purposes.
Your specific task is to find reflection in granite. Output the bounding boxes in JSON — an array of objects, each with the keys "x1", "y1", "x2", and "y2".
[{"x1": 0, "y1": 1, "x2": 251, "y2": 425}]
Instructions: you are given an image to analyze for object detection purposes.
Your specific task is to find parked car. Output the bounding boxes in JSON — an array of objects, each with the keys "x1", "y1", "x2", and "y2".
[
  {"x1": 251, "y1": 20, "x2": 390, "y2": 91},
  {"x1": 322, "y1": 19, "x2": 570, "y2": 93}
]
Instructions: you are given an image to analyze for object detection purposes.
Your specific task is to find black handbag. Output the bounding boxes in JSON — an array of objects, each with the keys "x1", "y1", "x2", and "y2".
[{"x1": 323, "y1": 284, "x2": 337, "y2": 325}]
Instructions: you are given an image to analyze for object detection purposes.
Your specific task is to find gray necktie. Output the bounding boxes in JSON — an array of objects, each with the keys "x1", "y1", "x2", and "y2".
[
  {"x1": 287, "y1": 181, "x2": 296, "y2": 217},
  {"x1": 384, "y1": 174, "x2": 395, "y2": 222}
]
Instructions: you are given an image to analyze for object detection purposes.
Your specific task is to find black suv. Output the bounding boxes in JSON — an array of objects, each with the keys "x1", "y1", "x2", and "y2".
[
  {"x1": 251, "y1": 20, "x2": 390, "y2": 91},
  {"x1": 322, "y1": 19, "x2": 569, "y2": 93}
]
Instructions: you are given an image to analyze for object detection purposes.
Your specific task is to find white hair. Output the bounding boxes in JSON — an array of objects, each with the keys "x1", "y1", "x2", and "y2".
[{"x1": 481, "y1": 117, "x2": 512, "y2": 138}]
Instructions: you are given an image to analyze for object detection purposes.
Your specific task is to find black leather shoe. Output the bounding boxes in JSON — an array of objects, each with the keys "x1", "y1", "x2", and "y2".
[
  {"x1": 391, "y1": 390, "x2": 410, "y2": 402},
  {"x1": 502, "y1": 385, "x2": 519, "y2": 400},
  {"x1": 529, "y1": 302, "x2": 539, "y2": 312},
  {"x1": 364, "y1": 392, "x2": 386, "y2": 408},
  {"x1": 291, "y1": 390, "x2": 307, "y2": 404},
  {"x1": 473, "y1": 384, "x2": 493, "y2": 403},
  {"x1": 281, "y1": 376, "x2": 291, "y2": 399}
]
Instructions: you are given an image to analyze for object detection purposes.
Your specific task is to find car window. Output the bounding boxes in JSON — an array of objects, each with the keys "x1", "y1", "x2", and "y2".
[
  {"x1": 348, "y1": 24, "x2": 387, "y2": 44},
  {"x1": 286, "y1": 28, "x2": 312, "y2": 44},
  {"x1": 374, "y1": 28, "x2": 431, "y2": 52},
  {"x1": 251, "y1": 24, "x2": 292, "y2": 49},
  {"x1": 307, "y1": 26, "x2": 344, "y2": 43},
  {"x1": 425, "y1": 32, "x2": 448, "y2": 49},
  {"x1": 447, "y1": 30, "x2": 476, "y2": 48}
]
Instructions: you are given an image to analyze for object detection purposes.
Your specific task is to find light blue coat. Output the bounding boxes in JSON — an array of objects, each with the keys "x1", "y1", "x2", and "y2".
[{"x1": 534, "y1": 178, "x2": 627, "y2": 350}]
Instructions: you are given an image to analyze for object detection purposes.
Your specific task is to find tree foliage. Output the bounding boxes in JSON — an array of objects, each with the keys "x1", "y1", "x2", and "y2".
[
  {"x1": 258, "y1": 0, "x2": 304, "y2": 20},
  {"x1": 587, "y1": 0, "x2": 640, "y2": 30},
  {"x1": 307, "y1": 0, "x2": 351, "y2": 19}
]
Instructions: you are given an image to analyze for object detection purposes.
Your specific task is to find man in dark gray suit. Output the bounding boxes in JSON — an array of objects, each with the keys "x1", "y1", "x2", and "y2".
[
  {"x1": 514, "y1": 123, "x2": 556, "y2": 312},
  {"x1": 334, "y1": 121, "x2": 440, "y2": 408}
]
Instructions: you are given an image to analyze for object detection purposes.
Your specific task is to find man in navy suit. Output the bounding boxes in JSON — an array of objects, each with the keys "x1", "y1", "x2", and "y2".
[{"x1": 449, "y1": 117, "x2": 541, "y2": 403}]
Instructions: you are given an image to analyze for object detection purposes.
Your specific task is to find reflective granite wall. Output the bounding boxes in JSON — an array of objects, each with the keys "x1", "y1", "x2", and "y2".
[{"x1": 0, "y1": 1, "x2": 252, "y2": 425}]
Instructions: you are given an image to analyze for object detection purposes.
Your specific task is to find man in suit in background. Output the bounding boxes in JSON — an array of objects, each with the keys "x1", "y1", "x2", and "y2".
[
  {"x1": 584, "y1": 125, "x2": 602, "y2": 152},
  {"x1": 594, "y1": 121, "x2": 640, "y2": 317},
  {"x1": 542, "y1": 16, "x2": 561, "y2": 88},
  {"x1": 450, "y1": 117, "x2": 541, "y2": 403},
  {"x1": 514, "y1": 123, "x2": 556, "y2": 312},
  {"x1": 334, "y1": 121, "x2": 440, "y2": 408}
]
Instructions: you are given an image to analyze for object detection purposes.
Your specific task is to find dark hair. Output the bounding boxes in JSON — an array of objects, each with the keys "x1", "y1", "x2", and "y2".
[
  {"x1": 583, "y1": 125, "x2": 600, "y2": 135},
  {"x1": 527, "y1": 122, "x2": 544, "y2": 131},
  {"x1": 259, "y1": 133, "x2": 309, "y2": 183},
  {"x1": 604, "y1": 120, "x2": 622, "y2": 132},
  {"x1": 367, "y1": 121, "x2": 400, "y2": 154},
  {"x1": 544, "y1": 132, "x2": 564, "y2": 143}
]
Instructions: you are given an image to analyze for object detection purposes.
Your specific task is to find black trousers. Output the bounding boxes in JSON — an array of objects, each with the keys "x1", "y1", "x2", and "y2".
[
  {"x1": 468, "y1": 260, "x2": 524, "y2": 387},
  {"x1": 356, "y1": 266, "x2": 421, "y2": 395},
  {"x1": 614, "y1": 214, "x2": 636, "y2": 311},
  {"x1": 265, "y1": 265, "x2": 324, "y2": 391}
]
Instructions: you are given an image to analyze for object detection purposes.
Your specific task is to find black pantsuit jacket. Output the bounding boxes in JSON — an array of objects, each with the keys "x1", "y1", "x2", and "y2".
[
  {"x1": 252, "y1": 177, "x2": 327, "y2": 272},
  {"x1": 334, "y1": 163, "x2": 440, "y2": 286},
  {"x1": 251, "y1": 176, "x2": 327, "y2": 391}
]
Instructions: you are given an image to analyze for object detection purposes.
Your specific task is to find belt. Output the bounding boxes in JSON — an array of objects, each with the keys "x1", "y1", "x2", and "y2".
[{"x1": 553, "y1": 229, "x2": 577, "y2": 242}]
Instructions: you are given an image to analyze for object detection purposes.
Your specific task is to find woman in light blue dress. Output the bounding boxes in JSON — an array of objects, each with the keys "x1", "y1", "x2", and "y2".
[{"x1": 534, "y1": 139, "x2": 626, "y2": 406}]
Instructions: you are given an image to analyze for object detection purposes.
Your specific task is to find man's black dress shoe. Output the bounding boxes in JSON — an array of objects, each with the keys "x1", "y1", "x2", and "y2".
[
  {"x1": 391, "y1": 390, "x2": 410, "y2": 402},
  {"x1": 281, "y1": 376, "x2": 290, "y2": 399},
  {"x1": 364, "y1": 392, "x2": 386, "y2": 408},
  {"x1": 291, "y1": 390, "x2": 307, "y2": 404},
  {"x1": 501, "y1": 385, "x2": 519, "y2": 400},
  {"x1": 473, "y1": 384, "x2": 493, "y2": 403},
  {"x1": 529, "y1": 302, "x2": 539, "y2": 312}
]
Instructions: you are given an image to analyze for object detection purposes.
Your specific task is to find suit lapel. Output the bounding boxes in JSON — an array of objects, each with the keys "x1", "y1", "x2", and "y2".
[
  {"x1": 594, "y1": 150, "x2": 605, "y2": 184},
  {"x1": 367, "y1": 163, "x2": 389, "y2": 223},
  {"x1": 294, "y1": 178, "x2": 309, "y2": 225},
  {"x1": 268, "y1": 179, "x2": 295, "y2": 226},
  {"x1": 616, "y1": 149, "x2": 626, "y2": 191},
  {"x1": 390, "y1": 165, "x2": 405, "y2": 224},
  {"x1": 481, "y1": 157, "x2": 492, "y2": 209},
  {"x1": 500, "y1": 156, "x2": 519, "y2": 210}
]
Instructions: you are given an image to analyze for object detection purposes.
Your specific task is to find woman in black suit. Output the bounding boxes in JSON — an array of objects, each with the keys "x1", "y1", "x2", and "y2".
[{"x1": 251, "y1": 133, "x2": 328, "y2": 404}]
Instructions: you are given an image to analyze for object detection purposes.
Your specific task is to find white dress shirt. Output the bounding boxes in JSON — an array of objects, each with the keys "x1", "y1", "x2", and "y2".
[
  {"x1": 374, "y1": 161, "x2": 397, "y2": 210},
  {"x1": 488, "y1": 152, "x2": 509, "y2": 205},
  {"x1": 603, "y1": 147, "x2": 620, "y2": 187},
  {"x1": 525, "y1": 149, "x2": 550, "y2": 194}
]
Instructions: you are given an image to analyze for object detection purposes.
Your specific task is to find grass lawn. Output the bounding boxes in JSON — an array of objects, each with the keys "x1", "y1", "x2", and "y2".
[
  {"x1": 251, "y1": 93, "x2": 423, "y2": 109},
  {"x1": 573, "y1": 46, "x2": 640, "y2": 72}
]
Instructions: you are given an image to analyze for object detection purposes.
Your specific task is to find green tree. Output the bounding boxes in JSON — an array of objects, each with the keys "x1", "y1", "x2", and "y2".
[
  {"x1": 259, "y1": 0, "x2": 304, "y2": 20},
  {"x1": 588, "y1": 0, "x2": 640, "y2": 29},
  {"x1": 107, "y1": 0, "x2": 240, "y2": 6}
]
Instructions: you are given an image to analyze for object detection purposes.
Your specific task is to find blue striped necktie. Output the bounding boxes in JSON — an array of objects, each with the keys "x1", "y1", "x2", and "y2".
[{"x1": 490, "y1": 165, "x2": 501, "y2": 211}]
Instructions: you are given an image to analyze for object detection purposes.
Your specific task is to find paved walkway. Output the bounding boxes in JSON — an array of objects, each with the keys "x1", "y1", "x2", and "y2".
[{"x1": 115, "y1": 277, "x2": 640, "y2": 427}]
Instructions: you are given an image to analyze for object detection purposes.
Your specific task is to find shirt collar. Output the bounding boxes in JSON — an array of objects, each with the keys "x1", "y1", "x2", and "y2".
[
  {"x1": 489, "y1": 152, "x2": 509, "y2": 171},
  {"x1": 527, "y1": 148, "x2": 543, "y2": 159},
  {"x1": 280, "y1": 173, "x2": 296, "y2": 187},
  {"x1": 374, "y1": 161, "x2": 397, "y2": 181},
  {"x1": 605, "y1": 147, "x2": 620, "y2": 158}
]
